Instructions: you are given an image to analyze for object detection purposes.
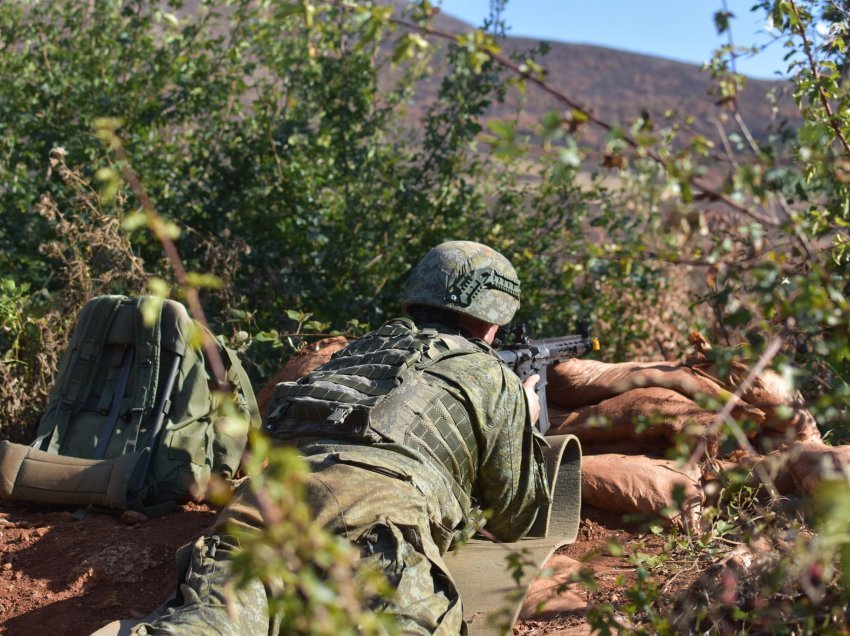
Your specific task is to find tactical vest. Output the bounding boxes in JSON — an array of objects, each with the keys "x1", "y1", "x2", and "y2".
[{"x1": 262, "y1": 318, "x2": 483, "y2": 509}]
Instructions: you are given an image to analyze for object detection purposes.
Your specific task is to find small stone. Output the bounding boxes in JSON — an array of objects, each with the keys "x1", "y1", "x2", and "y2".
[
  {"x1": 2, "y1": 563, "x2": 11, "y2": 571},
  {"x1": 120, "y1": 510, "x2": 148, "y2": 526}
]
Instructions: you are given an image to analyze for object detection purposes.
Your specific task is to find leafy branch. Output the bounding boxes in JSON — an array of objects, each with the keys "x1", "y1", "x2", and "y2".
[
  {"x1": 788, "y1": 0, "x2": 850, "y2": 158},
  {"x1": 94, "y1": 118, "x2": 229, "y2": 389}
]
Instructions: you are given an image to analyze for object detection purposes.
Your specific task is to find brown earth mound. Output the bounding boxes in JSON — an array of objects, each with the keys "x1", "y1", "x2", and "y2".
[{"x1": 0, "y1": 502, "x2": 216, "y2": 635}]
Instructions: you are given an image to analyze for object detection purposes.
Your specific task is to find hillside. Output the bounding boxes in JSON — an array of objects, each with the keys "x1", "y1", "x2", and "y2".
[
  {"x1": 172, "y1": 0, "x2": 798, "y2": 148},
  {"x1": 393, "y1": 1, "x2": 798, "y2": 148}
]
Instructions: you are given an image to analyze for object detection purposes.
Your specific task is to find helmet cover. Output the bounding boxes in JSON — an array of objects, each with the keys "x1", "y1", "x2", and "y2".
[{"x1": 402, "y1": 240, "x2": 520, "y2": 325}]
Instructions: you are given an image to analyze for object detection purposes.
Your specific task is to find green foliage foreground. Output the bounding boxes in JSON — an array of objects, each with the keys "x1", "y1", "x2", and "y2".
[{"x1": 2, "y1": 0, "x2": 850, "y2": 632}]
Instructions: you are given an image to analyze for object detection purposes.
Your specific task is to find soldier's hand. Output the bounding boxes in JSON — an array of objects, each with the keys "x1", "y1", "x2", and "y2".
[{"x1": 523, "y1": 374, "x2": 541, "y2": 426}]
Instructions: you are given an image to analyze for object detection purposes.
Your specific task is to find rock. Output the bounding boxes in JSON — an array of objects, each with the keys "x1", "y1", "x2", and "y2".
[{"x1": 120, "y1": 510, "x2": 148, "y2": 526}]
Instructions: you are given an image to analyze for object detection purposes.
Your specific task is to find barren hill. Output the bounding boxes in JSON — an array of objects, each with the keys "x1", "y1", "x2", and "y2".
[{"x1": 399, "y1": 2, "x2": 798, "y2": 147}]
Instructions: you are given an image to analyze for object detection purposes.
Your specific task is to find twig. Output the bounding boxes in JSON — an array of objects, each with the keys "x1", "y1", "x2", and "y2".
[
  {"x1": 661, "y1": 559, "x2": 703, "y2": 593},
  {"x1": 789, "y1": 0, "x2": 850, "y2": 158},
  {"x1": 719, "y1": 3, "x2": 764, "y2": 158},
  {"x1": 109, "y1": 141, "x2": 230, "y2": 389},
  {"x1": 714, "y1": 536, "x2": 747, "y2": 547},
  {"x1": 715, "y1": 119, "x2": 741, "y2": 170},
  {"x1": 685, "y1": 336, "x2": 784, "y2": 498}
]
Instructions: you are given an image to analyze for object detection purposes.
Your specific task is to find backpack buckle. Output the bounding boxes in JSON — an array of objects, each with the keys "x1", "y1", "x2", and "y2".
[
  {"x1": 266, "y1": 400, "x2": 289, "y2": 420},
  {"x1": 326, "y1": 405, "x2": 353, "y2": 424}
]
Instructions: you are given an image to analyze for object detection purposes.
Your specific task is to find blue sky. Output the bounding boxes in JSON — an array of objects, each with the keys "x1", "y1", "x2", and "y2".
[{"x1": 437, "y1": 1, "x2": 789, "y2": 79}]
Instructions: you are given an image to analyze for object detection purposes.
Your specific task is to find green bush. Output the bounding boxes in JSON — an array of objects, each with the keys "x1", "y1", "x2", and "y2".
[{"x1": 4, "y1": 0, "x2": 850, "y2": 631}]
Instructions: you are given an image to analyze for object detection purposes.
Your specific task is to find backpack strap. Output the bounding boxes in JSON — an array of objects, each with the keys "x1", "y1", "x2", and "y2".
[
  {"x1": 213, "y1": 341, "x2": 261, "y2": 429},
  {"x1": 92, "y1": 344, "x2": 135, "y2": 459},
  {"x1": 122, "y1": 297, "x2": 163, "y2": 455},
  {"x1": 126, "y1": 347, "x2": 184, "y2": 508},
  {"x1": 34, "y1": 296, "x2": 125, "y2": 453}
]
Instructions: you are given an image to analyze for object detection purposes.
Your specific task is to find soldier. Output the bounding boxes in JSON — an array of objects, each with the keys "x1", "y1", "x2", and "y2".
[{"x1": 128, "y1": 240, "x2": 550, "y2": 635}]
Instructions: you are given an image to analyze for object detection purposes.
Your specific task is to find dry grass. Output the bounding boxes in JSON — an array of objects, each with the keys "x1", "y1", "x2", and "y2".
[{"x1": 0, "y1": 149, "x2": 149, "y2": 442}]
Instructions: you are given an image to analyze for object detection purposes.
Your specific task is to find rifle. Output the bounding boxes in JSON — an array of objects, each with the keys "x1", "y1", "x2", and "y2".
[{"x1": 497, "y1": 324, "x2": 600, "y2": 435}]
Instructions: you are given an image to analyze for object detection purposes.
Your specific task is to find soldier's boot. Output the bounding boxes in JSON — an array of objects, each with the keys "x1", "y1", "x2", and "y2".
[{"x1": 130, "y1": 534, "x2": 270, "y2": 636}]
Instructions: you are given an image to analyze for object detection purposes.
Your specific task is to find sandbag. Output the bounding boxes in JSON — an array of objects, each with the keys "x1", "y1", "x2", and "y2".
[
  {"x1": 701, "y1": 442, "x2": 848, "y2": 496},
  {"x1": 702, "y1": 452, "x2": 796, "y2": 495},
  {"x1": 518, "y1": 554, "x2": 586, "y2": 620},
  {"x1": 783, "y1": 441, "x2": 850, "y2": 494},
  {"x1": 684, "y1": 355, "x2": 821, "y2": 443},
  {"x1": 547, "y1": 387, "x2": 723, "y2": 450},
  {"x1": 582, "y1": 453, "x2": 703, "y2": 526},
  {"x1": 754, "y1": 411, "x2": 822, "y2": 455},
  {"x1": 547, "y1": 358, "x2": 742, "y2": 411},
  {"x1": 744, "y1": 370, "x2": 821, "y2": 442},
  {"x1": 549, "y1": 354, "x2": 818, "y2": 448},
  {"x1": 256, "y1": 336, "x2": 348, "y2": 415}
]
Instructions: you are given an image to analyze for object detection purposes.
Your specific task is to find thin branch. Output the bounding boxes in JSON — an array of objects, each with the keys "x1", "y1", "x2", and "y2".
[
  {"x1": 110, "y1": 142, "x2": 230, "y2": 390},
  {"x1": 715, "y1": 119, "x2": 741, "y2": 170},
  {"x1": 789, "y1": 0, "x2": 850, "y2": 158},
  {"x1": 685, "y1": 335, "x2": 785, "y2": 498}
]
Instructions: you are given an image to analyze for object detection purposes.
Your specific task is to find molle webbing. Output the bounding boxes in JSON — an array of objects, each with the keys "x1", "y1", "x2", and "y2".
[
  {"x1": 265, "y1": 322, "x2": 434, "y2": 424},
  {"x1": 121, "y1": 297, "x2": 162, "y2": 455},
  {"x1": 34, "y1": 296, "x2": 125, "y2": 453},
  {"x1": 370, "y1": 376, "x2": 478, "y2": 503}
]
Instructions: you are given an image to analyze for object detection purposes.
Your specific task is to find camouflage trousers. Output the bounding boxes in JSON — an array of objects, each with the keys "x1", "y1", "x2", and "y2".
[{"x1": 131, "y1": 448, "x2": 465, "y2": 636}]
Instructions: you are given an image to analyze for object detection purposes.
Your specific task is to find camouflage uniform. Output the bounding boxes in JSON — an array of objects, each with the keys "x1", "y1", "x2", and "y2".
[{"x1": 130, "y1": 242, "x2": 548, "y2": 635}]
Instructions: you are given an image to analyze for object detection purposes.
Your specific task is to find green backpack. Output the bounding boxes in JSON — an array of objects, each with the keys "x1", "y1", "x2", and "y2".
[{"x1": 0, "y1": 295, "x2": 260, "y2": 515}]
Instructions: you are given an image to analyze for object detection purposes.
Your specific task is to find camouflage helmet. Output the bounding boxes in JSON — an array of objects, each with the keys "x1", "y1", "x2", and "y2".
[{"x1": 403, "y1": 240, "x2": 521, "y2": 325}]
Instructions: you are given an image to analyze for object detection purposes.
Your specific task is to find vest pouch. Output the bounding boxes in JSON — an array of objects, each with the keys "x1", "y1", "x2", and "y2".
[
  {"x1": 265, "y1": 396, "x2": 378, "y2": 443},
  {"x1": 0, "y1": 440, "x2": 142, "y2": 510},
  {"x1": 332, "y1": 450, "x2": 416, "y2": 482}
]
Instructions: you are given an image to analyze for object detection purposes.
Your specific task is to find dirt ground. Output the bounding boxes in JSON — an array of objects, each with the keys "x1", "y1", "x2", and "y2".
[
  {"x1": 0, "y1": 501, "x2": 216, "y2": 636},
  {"x1": 0, "y1": 500, "x2": 661, "y2": 636}
]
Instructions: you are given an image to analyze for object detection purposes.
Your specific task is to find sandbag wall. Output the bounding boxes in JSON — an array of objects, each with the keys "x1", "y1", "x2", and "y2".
[{"x1": 546, "y1": 352, "x2": 830, "y2": 525}]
